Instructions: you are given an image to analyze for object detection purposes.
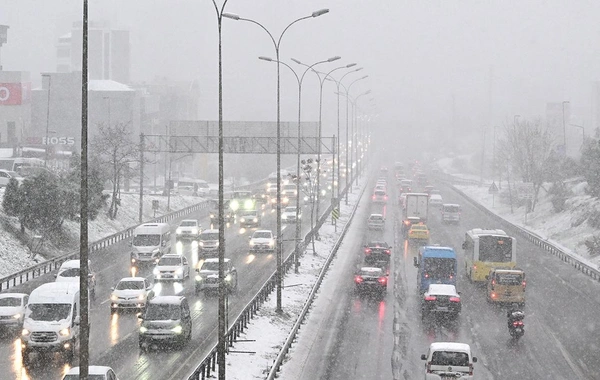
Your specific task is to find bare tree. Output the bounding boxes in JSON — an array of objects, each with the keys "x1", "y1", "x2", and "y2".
[
  {"x1": 91, "y1": 122, "x2": 140, "y2": 219},
  {"x1": 502, "y1": 119, "x2": 554, "y2": 211}
]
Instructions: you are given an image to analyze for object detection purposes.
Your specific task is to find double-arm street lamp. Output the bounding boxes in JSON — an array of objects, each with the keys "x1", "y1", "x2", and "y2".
[
  {"x1": 291, "y1": 59, "x2": 356, "y2": 225},
  {"x1": 223, "y1": 8, "x2": 329, "y2": 313},
  {"x1": 258, "y1": 55, "x2": 340, "y2": 273}
]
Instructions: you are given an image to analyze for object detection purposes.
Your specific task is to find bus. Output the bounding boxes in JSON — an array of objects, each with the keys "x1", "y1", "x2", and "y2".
[
  {"x1": 413, "y1": 246, "x2": 457, "y2": 294},
  {"x1": 0, "y1": 158, "x2": 44, "y2": 176},
  {"x1": 462, "y1": 228, "x2": 516, "y2": 282}
]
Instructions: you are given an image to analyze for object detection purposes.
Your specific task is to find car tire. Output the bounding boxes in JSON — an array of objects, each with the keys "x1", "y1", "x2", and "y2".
[
  {"x1": 22, "y1": 349, "x2": 30, "y2": 367},
  {"x1": 65, "y1": 342, "x2": 75, "y2": 364},
  {"x1": 194, "y1": 286, "x2": 200, "y2": 295}
]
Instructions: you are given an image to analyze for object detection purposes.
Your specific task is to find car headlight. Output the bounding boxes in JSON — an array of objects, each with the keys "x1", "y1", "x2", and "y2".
[
  {"x1": 152, "y1": 248, "x2": 160, "y2": 254},
  {"x1": 268, "y1": 241, "x2": 274, "y2": 247},
  {"x1": 176, "y1": 268, "x2": 183, "y2": 274},
  {"x1": 195, "y1": 275, "x2": 202, "y2": 281},
  {"x1": 138, "y1": 294, "x2": 146, "y2": 300},
  {"x1": 12, "y1": 313, "x2": 21, "y2": 319},
  {"x1": 240, "y1": 217, "x2": 246, "y2": 223},
  {"x1": 176, "y1": 228, "x2": 182, "y2": 234},
  {"x1": 140, "y1": 326, "x2": 148, "y2": 334},
  {"x1": 225, "y1": 274, "x2": 232, "y2": 282},
  {"x1": 199, "y1": 241, "x2": 204, "y2": 246},
  {"x1": 59, "y1": 328, "x2": 70, "y2": 337},
  {"x1": 153, "y1": 268, "x2": 160, "y2": 275},
  {"x1": 111, "y1": 294, "x2": 118, "y2": 301},
  {"x1": 282, "y1": 215, "x2": 287, "y2": 219},
  {"x1": 253, "y1": 218, "x2": 258, "y2": 222},
  {"x1": 21, "y1": 329, "x2": 30, "y2": 337},
  {"x1": 171, "y1": 325, "x2": 183, "y2": 334}
]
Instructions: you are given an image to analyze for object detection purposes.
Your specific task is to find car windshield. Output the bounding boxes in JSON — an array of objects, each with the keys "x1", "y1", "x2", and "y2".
[
  {"x1": 423, "y1": 258, "x2": 455, "y2": 278},
  {"x1": 444, "y1": 205, "x2": 460, "y2": 212},
  {"x1": 412, "y1": 226, "x2": 427, "y2": 231},
  {"x1": 479, "y1": 236, "x2": 513, "y2": 262},
  {"x1": 158, "y1": 257, "x2": 181, "y2": 266},
  {"x1": 63, "y1": 375, "x2": 106, "y2": 380},
  {"x1": 145, "y1": 304, "x2": 180, "y2": 320},
  {"x1": 367, "y1": 242, "x2": 388, "y2": 248},
  {"x1": 133, "y1": 234, "x2": 161, "y2": 246},
  {"x1": 180, "y1": 221, "x2": 197, "y2": 227},
  {"x1": 0, "y1": 297, "x2": 22, "y2": 307},
  {"x1": 28, "y1": 303, "x2": 72, "y2": 321},
  {"x1": 285, "y1": 207, "x2": 296, "y2": 213},
  {"x1": 240, "y1": 211, "x2": 257, "y2": 216},
  {"x1": 359, "y1": 268, "x2": 383, "y2": 276},
  {"x1": 116, "y1": 280, "x2": 145, "y2": 290},
  {"x1": 201, "y1": 233, "x2": 219, "y2": 240},
  {"x1": 253, "y1": 232, "x2": 272, "y2": 239},
  {"x1": 58, "y1": 268, "x2": 80, "y2": 278},
  {"x1": 201, "y1": 261, "x2": 220, "y2": 271},
  {"x1": 375, "y1": 190, "x2": 385, "y2": 195},
  {"x1": 370, "y1": 216, "x2": 383, "y2": 221},
  {"x1": 431, "y1": 351, "x2": 470, "y2": 366}
]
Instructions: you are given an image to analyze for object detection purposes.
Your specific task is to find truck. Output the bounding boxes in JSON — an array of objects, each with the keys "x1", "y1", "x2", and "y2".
[{"x1": 401, "y1": 193, "x2": 429, "y2": 237}]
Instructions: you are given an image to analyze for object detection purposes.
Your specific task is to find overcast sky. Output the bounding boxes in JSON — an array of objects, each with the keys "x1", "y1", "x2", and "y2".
[{"x1": 2, "y1": 0, "x2": 600, "y2": 141}]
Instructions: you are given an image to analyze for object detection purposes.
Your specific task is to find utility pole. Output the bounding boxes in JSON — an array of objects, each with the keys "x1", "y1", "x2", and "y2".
[{"x1": 79, "y1": 0, "x2": 90, "y2": 378}]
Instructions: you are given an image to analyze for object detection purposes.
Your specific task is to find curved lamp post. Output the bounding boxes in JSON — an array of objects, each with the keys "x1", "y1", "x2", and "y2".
[
  {"x1": 258, "y1": 55, "x2": 339, "y2": 273},
  {"x1": 223, "y1": 8, "x2": 329, "y2": 313}
]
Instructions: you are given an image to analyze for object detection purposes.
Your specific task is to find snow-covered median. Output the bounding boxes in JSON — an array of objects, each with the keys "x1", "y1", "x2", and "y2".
[
  {"x1": 0, "y1": 190, "x2": 204, "y2": 278},
  {"x1": 224, "y1": 187, "x2": 364, "y2": 380}
]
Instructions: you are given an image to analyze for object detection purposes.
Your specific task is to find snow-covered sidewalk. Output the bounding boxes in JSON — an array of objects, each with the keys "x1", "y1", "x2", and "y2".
[{"x1": 223, "y1": 185, "x2": 365, "y2": 380}]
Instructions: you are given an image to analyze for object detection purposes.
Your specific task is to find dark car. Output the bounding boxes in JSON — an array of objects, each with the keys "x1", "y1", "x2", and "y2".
[
  {"x1": 363, "y1": 241, "x2": 392, "y2": 265},
  {"x1": 139, "y1": 296, "x2": 192, "y2": 350},
  {"x1": 421, "y1": 284, "x2": 461, "y2": 320},
  {"x1": 354, "y1": 266, "x2": 388, "y2": 295}
]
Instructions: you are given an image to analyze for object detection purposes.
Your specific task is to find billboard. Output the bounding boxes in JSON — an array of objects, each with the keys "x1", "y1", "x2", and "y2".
[{"x1": 0, "y1": 82, "x2": 31, "y2": 105}]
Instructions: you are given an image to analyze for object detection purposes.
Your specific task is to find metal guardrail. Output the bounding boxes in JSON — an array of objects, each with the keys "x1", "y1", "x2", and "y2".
[
  {"x1": 265, "y1": 173, "x2": 368, "y2": 379},
  {"x1": 0, "y1": 178, "x2": 269, "y2": 292},
  {"x1": 185, "y1": 162, "x2": 369, "y2": 380},
  {"x1": 440, "y1": 174, "x2": 600, "y2": 282}
]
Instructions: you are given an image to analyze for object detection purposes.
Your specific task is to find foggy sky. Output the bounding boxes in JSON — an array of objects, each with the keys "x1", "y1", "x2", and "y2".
[{"x1": 2, "y1": 0, "x2": 600, "y2": 140}]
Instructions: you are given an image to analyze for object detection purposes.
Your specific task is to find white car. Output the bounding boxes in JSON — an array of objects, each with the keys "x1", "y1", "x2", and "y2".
[
  {"x1": 110, "y1": 277, "x2": 154, "y2": 313},
  {"x1": 0, "y1": 293, "x2": 28, "y2": 331},
  {"x1": 0, "y1": 169, "x2": 23, "y2": 187},
  {"x1": 421, "y1": 342, "x2": 477, "y2": 379},
  {"x1": 153, "y1": 254, "x2": 190, "y2": 281},
  {"x1": 282, "y1": 206, "x2": 301, "y2": 223},
  {"x1": 63, "y1": 366, "x2": 119, "y2": 380},
  {"x1": 176, "y1": 219, "x2": 201, "y2": 241},
  {"x1": 249, "y1": 230, "x2": 275, "y2": 253},
  {"x1": 429, "y1": 194, "x2": 443, "y2": 208},
  {"x1": 55, "y1": 259, "x2": 96, "y2": 300}
]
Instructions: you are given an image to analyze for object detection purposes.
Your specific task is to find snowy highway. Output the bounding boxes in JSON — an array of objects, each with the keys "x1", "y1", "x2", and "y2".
[
  {"x1": 281, "y1": 171, "x2": 600, "y2": 380},
  {"x1": 0, "y1": 191, "x2": 330, "y2": 380}
]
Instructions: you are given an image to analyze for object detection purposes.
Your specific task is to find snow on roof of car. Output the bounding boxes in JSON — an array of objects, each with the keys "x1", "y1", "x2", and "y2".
[
  {"x1": 118, "y1": 277, "x2": 146, "y2": 282},
  {"x1": 148, "y1": 295, "x2": 185, "y2": 305},
  {"x1": 254, "y1": 229, "x2": 272, "y2": 234},
  {"x1": 429, "y1": 194, "x2": 443, "y2": 200},
  {"x1": 203, "y1": 258, "x2": 230, "y2": 263},
  {"x1": 428, "y1": 342, "x2": 472, "y2": 354},
  {"x1": 426, "y1": 284, "x2": 458, "y2": 296},
  {"x1": 64, "y1": 365, "x2": 115, "y2": 375},
  {"x1": 0, "y1": 292, "x2": 28, "y2": 299},
  {"x1": 369, "y1": 214, "x2": 383, "y2": 218}
]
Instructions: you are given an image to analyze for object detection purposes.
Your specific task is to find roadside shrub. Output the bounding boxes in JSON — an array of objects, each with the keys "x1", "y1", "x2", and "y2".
[
  {"x1": 584, "y1": 235, "x2": 600, "y2": 257},
  {"x1": 587, "y1": 209, "x2": 600, "y2": 229},
  {"x1": 548, "y1": 182, "x2": 569, "y2": 213}
]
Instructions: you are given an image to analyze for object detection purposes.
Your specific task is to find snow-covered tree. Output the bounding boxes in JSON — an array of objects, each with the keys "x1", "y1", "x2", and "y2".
[
  {"x1": 2, "y1": 177, "x2": 24, "y2": 232},
  {"x1": 580, "y1": 139, "x2": 600, "y2": 198}
]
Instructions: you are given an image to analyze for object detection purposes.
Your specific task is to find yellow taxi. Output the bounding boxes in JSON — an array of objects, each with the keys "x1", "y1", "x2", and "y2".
[
  {"x1": 408, "y1": 223, "x2": 430, "y2": 244},
  {"x1": 486, "y1": 268, "x2": 526, "y2": 306}
]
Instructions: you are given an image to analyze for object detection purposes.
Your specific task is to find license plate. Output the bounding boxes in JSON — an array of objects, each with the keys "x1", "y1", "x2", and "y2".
[{"x1": 437, "y1": 307, "x2": 449, "y2": 311}]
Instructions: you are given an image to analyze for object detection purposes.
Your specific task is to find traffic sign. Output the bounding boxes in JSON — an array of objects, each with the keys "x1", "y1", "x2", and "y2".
[
  {"x1": 331, "y1": 208, "x2": 340, "y2": 220},
  {"x1": 488, "y1": 182, "x2": 499, "y2": 194}
]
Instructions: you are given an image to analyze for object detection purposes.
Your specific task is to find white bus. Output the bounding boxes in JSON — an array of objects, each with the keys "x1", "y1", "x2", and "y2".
[{"x1": 462, "y1": 228, "x2": 516, "y2": 282}]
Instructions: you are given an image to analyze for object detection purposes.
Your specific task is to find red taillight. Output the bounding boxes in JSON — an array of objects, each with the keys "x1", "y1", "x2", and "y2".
[
  {"x1": 449, "y1": 274, "x2": 453, "y2": 279},
  {"x1": 424, "y1": 273, "x2": 429, "y2": 278},
  {"x1": 378, "y1": 277, "x2": 387, "y2": 285},
  {"x1": 364, "y1": 248, "x2": 372, "y2": 255},
  {"x1": 522, "y1": 280, "x2": 527, "y2": 289},
  {"x1": 372, "y1": 195, "x2": 376, "y2": 200},
  {"x1": 385, "y1": 249, "x2": 391, "y2": 255},
  {"x1": 449, "y1": 296, "x2": 461, "y2": 303},
  {"x1": 424, "y1": 295, "x2": 436, "y2": 301},
  {"x1": 513, "y1": 321, "x2": 524, "y2": 327},
  {"x1": 427, "y1": 362, "x2": 432, "y2": 373},
  {"x1": 355, "y1": 275, "x2": 364, "y2": 284},
  {"x1": 469, "y1": 364, "x2": 473, "y2": 376},
  {"x1": 491, "y1": 292, "x2": 497, "y2": 299},
  {"x1": 384, "y1": 195, "x2": 388, "y2": 200},
  {"x1": 473, "y1": 265, "x2": 477, "y2": 270}
]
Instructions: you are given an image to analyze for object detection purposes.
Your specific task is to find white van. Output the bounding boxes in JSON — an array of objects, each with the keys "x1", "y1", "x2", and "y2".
[
  {"x1": 21, "y1": 282, "x2": 81, "y2": 365},
  {"x1": 131, "y1": 223, "x2": 172, "y2": 264},
  {"x1": 55, "y1": 259, "x2": 96, "y2": 300},
  {"x1": 441, "y1": 203, "x2": 461, "y2": 224},
  {"x1": 429, "y1": 194, "x2": 443, "y2": 208},
  {"x1": 421, "y1": 342, "x2": 477, "y2": 379}
]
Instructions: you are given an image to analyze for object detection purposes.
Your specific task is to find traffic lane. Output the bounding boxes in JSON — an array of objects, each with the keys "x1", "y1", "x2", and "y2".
[
  {"x1": 323, "y1": 199, "x2": 395, "y2": 380},
  {"x1": 432, "y1": 185, "x2": 599, "y2": 379},
  {"x1": 95, "y1": 198, "x2": 326, "y2": 380}
]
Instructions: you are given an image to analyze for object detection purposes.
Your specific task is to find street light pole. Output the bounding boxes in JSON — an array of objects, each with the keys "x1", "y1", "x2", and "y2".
[
  {"x1": 259, "y1": 56, "x2": 338, "y2": 273},
  {"x1": 346, "y1": 76, "x2": 368, "y2": 190},
  {"x1": 562, "y1": 101, "x2": 570, "y2": 156},
  {"x1": 354, "y1": 90, "x2": 370, "y2": 185},
  {"x1": 224, "y1": 8, "x2": 329, "y2": 313},
  {"x1": 570, "y1": 123, "x2": 585, "y2": 150},
  {"x1": 211, "y1": 2, "x2": 230, "y2": 379},
  {"x1": 42, "y1": 74, "x2": 51, "y2": 167}
]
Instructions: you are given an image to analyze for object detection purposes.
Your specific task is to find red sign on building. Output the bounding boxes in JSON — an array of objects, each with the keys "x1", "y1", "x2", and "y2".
[{"x1": 0, "y1": 83, "x2": 30, "y2": 105}]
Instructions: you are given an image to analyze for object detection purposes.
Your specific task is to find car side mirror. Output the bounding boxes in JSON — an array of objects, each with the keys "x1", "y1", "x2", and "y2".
[
  {"x1": 54, "y1": 274, "x2": 57, "y2": 279},
  {"x1": 413, "y1": 257, "x2": 418, "y2": 267},
  {"x1": 74, "y1": 316, "x2": 80, "y2": 325},
  {"x1": 111, "y1": 287, "x2": 115, "y2": 291},
  {"x1": 248, "y1": 236, "x2": 252, "y2": 240},
  {"x1": 88, "y1": 273, "x2": 94, "y2": 278},
  {"x1": 420, "y1": 354, "x2": 427, "y2": 360},
  {"x1": 162, "y1": 241, "x2": 167, "y2": 247},
  {"x1": 472, "y1": 357, "x2": 478, "y2": 363}
]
